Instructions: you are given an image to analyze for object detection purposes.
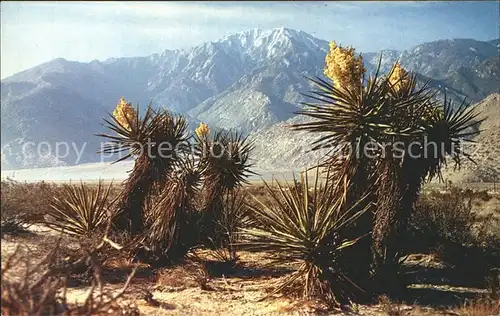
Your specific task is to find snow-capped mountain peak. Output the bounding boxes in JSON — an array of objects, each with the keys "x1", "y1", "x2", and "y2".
[{"x1": 1, "y1": 28, "x2": 498, "y2": 170}]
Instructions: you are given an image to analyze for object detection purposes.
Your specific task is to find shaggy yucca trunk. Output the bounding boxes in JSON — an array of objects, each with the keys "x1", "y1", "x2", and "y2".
[
  {"x1": 371, "y1": 151, "x2": 408, "y2": 295},
  {"x1": 114, "y1": 154, "x2": 154, "y2": 234},
  {"x1": 201, "y1": 179, "x2": 225, "y2": 246},
  {"x1": 142, "y1": 157, "x2": 202, "y2": 264}
]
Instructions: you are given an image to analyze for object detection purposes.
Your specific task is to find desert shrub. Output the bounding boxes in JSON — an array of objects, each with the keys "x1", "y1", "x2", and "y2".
[
  {"x1": 1, "y1": 243, "x2": 139, "y2": 316},
  {"x1": 0, "y1": 179, "x2": 63, "y2": 223},
  {"x1": 405, "y1": 192, "x2": 477, "y2": 253},
  {"x1": 242, "y1": 168, "x2": 370, "y2": 307},
  {"x1": 453, "y1": 297, "x2": 500, "y2": 316},
  {"x1": 405, "y1": 191, "x2": 500, "y2": 287}
]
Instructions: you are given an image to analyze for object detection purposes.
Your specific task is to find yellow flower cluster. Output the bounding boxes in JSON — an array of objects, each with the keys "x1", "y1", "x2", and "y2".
[
  {"x1": 388, "y1": 63, "x2": 410, "y2": 92},
  {"x1": 195, "y1": 122, "x2": 210, "y2": 138},
  {"x1": 324, "y1": 41, "x2": 365, "y2": 91},
  {"x1": 112, "y1": 97, "x2": 137, "y2": 130}
]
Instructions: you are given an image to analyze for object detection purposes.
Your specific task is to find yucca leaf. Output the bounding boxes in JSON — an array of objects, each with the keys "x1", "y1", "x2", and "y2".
[{"x1": 44, "y1": 180, "x2": 114, "y2": 237}]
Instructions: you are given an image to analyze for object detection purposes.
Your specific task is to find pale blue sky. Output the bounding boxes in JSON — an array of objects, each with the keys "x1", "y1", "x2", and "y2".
[{"x1": 1, "y1": 1, "x2": 498, "y2": 79}]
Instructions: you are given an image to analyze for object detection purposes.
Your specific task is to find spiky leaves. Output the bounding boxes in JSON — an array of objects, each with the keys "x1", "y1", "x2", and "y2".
[
  {"x1": 420, "y1": 94, "x2": 482, "y2": 181},
  {"x1": 97, "y1": 100, "x2": 155, "y2": 164},
  {"x1": 242, "y1": 168, "x2": 370, "y2": 306},
  {"x1": 97, "y1": 103, "x2": 190, "y2": 168},
  {"x1": 45, "y1": 180, "x2": 114, "y2": 237},
  {"x1": 293, "y1": 59, "x2": 436, "y2": 154},
  {"x1": 195, "y1": 129, "x2": 255, "y2": 191},
  {"x1": 212, "y1": 190, "x2": 251, "y2": 262}
]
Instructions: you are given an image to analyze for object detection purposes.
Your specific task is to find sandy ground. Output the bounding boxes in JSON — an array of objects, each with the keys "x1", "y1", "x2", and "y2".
[{"x1": 2, "y1": 224, "x2": 497, "y2": 315}]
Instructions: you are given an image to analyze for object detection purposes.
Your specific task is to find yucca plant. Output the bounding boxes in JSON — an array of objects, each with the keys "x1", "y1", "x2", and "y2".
[
  {"x1": 389, "y1": 93, "x2": 482, "y2": 259},
  {"x1": 195, "y1": 128, "x2": 255, "y2": 191},
  {"x1": 242, "y1": 167, "x2": 371, "y2": 306},
  {"x1": 44, "y1": 180, "x2": 114, "y2": 237},
  {"x1": 291, "y1": 57, "x2": 431, "y2": 292},
  {"x1": 370, "y1": 64, "x2": 437, "y2": 268},
  {"x1": 292, "y1": 41, "x2": 483, "y2": 296},
  {"x1": 194, "y1": 125, "x2": 255, "y2": 246},
  {"x1": 419, "y1": 94, "x2": 483, "y2": 181},
  {"x1": 97, "y1": 98, "x2": 190, "y2": 234}
]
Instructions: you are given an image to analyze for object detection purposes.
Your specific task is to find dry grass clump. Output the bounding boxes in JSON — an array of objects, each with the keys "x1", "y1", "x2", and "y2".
[
  {"x1": 452, "y1": 297, "x2": 500, "y2": 316},
  {"x1": 1, "y1": 179, "x2": 65, "y2": 237},
  {"x1": 1, "y1": 243, "x2": 139, "y2": 316},
  {"x1": 378, "y1": 295, "x2": 407, "y2": 316},
  {"x1": 1, "y1": 213, "x2": 31, "y2": 237},
  {"x1": 155, "y1": 259, "x2": 210, "y2": 291}
]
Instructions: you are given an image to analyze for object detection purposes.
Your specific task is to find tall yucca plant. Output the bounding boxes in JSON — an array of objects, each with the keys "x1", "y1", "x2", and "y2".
[
  {"x1": 393, "y1": 94, "x2": 482, "y2": 250},
  {"x1": 291, "y1": 50, "x2": 478, "y2": 294},
  {"x1": 97, "y1": 102, "x2": 190, "y2": 234},
  {"x1": 371, "y1": 65, "x2": 438, "y2": 267},
  {"x1": 242, "y1": 167, "x2": 370, "y2": 306},
  {"x1": 194, "y1": 128, "x2": 254, "y2": 245},
  {"x1": 44, "y1": 180, "x2": 114, "y2": 237},
  {"x1": 291, "y1": 60, "x2": 428, "y2": 286}
]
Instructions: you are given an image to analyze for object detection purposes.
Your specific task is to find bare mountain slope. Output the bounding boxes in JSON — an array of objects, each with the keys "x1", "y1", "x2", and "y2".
[{"x1": 443, "y1": 93, "x2": 500, "y2": 183}]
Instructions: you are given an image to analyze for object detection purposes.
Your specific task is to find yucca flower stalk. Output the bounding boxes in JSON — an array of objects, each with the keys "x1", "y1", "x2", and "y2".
[
  {"x1": 324, "y1": 41, "x2": 365, "y2": 92},
  {"x1": 195, "y1": 122, "x2": 210, "y2": 138},
  {"x1": 113, "y1": 97, "x2": 137, "y2": 130}
]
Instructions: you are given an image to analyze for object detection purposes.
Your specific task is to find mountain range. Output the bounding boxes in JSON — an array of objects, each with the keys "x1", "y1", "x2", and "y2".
[{"x1": 1, "y1": 27, "x2": 498, "y2": 170}]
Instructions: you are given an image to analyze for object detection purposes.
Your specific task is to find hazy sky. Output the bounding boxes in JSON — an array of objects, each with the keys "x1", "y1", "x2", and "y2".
[{"x1": 1, "y1": 1, "x2": 498, "y2": 79}]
